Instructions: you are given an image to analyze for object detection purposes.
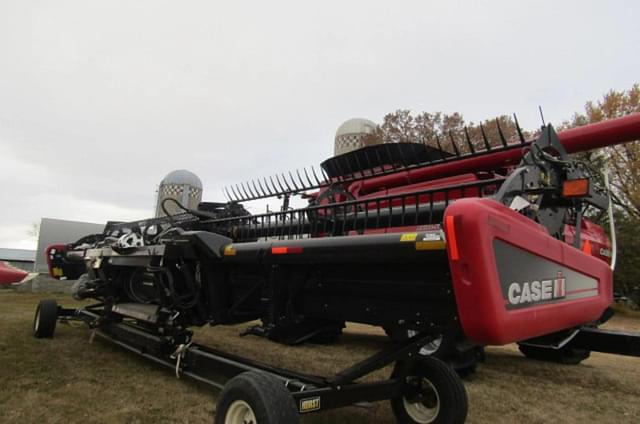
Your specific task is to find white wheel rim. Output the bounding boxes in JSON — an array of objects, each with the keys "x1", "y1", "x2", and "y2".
[
  {"x1": 403, "y1": 378, "x2": 440, "y2": 424},
  {"x1": 34, "y1": 308, "x2": 41, "y2": 333},
  {"x1": 225, "y1": 400, "x2": 257, "y2": 424},
  {"x1": 407, "y1": 331, "x2": 444, "y2": 356}
]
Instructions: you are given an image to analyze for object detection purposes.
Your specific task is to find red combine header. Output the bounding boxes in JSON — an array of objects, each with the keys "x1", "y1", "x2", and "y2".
[
  {"x1": 0, "y1": 262, "x2": 28, "y2": 286},
  {"x1": 36, "y1": 113, "x2": 640, "y2": 424}
]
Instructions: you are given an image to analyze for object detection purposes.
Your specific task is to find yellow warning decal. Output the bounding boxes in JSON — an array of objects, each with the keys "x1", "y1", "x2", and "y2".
[
  {"x1": 400, "y1": 233, "x2": 418, "y2": 242},
  {"x1": 223, "y1": 245, "x2": 236, "y2": 256},
  {"x1": 415, "y1": 240, "x2": 446, "y2": 251}
]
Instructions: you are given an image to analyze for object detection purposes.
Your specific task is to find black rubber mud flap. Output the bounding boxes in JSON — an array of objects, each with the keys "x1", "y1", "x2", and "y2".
[{"x1": 518, "y1": 344, "x2": 591, "y2": 365}]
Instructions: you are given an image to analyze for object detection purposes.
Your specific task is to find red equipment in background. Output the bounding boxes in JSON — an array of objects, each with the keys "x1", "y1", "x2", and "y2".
[{"x1": 0, "y1": 261, "x2": 28, "y2": 285}]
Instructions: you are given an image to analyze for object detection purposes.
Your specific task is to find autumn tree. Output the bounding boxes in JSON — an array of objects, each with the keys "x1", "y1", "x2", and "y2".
[
  {"x1": 372, "y1": 84, "x2": 640, "y2": 300},
  {"x1": 564, "y1": 84, "x2": 640, "y2": 219},
  {"x1": 563, "y1": 83, "x2": 640, "y2": 299},
  {"x1": 368, "y1": 109, "x2": 527, "y2": 154}
]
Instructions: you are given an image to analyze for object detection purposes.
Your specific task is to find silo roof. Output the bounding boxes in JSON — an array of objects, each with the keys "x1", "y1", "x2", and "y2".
[{"x1": 160, "y1": 169, "x2": 203, "y2": 189}]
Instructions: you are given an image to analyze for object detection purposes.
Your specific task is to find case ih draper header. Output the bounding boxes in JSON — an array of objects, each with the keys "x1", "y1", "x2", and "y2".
[{"x1": 36, "y1": 114, "x2": 640, "y2": 424}]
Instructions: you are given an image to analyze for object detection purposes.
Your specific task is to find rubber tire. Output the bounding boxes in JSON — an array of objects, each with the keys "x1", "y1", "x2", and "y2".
[
  {"x1": 215, "y1": 371, "x2": 299, "y2": 424},
  {"x1": 33, "y1": 299, "x2": 58, "y2": 338},
  {"x1": 518, "y1": 344, "x2": 591, "y2": 365},
  {"x1": 391, "y1": 357, "x2": 468, "y2": 424}
]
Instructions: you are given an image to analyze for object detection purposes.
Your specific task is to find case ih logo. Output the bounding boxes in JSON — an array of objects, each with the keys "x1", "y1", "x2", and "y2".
[{"x1": 507, "y1": 271, "x2": 566, "y2": 306}]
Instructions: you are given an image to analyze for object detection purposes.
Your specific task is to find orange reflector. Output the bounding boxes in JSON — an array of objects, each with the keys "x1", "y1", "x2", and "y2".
[
  {"x1": 562, "y1": 178, "x2": 590, "y2": 198},
  {"x1": 415, "y1": 240, "x2": 446, "y2": 251},
  {"x1": 271, "y1": 246, "x2": 304, "y2": 255},
  {"x1": 445, "y1": 215, "x2": 460, "y2": 260},
  {"x1": 582, "y1": 239, "x2": 592, "y2": 255}
]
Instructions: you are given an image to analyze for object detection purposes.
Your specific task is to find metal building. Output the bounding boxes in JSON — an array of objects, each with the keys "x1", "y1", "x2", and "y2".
[
  {"x1": 34, "y1": 218, "x2": 105, "y2": 273},
  {"x1": 154, "y1": 169, "x2": 203, "y2": 217},
  {"x1": 0, "y1": 248, "x2": 35, "y2": 272}
]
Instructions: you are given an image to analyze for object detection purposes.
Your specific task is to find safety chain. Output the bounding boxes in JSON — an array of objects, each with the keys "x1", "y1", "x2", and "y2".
[{"x1": 170, "y1": 340, "x2": 194, "y2": 378}]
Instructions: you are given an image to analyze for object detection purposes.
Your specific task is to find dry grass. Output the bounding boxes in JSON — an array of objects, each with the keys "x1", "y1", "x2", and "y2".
[{"x1": 1, "y1": 290, "x2": 639, "y2": 423}]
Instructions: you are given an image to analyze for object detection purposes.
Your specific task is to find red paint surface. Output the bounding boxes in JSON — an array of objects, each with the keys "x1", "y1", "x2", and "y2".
[
  {"x1": 0, "y1": 262, "x2": 28, "y2": 285},
  {"x1": 444, "y1": 198, "x2": 613, "y2": 345},
  {"x1": 352, "y1": 113, "x2": 640, "y2": 196}
]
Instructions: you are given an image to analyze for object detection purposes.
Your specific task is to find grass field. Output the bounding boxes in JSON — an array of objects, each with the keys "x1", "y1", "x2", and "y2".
[{"x1": 1, "y1": 291, "x2": 639, "y2": 423}]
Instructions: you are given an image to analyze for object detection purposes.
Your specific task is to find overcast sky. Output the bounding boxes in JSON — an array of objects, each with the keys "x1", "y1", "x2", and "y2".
[{"x1": 1, "y1": 1, "x2": 638, "y2": 249}]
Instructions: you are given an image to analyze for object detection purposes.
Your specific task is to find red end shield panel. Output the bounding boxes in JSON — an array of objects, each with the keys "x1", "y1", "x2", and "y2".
[{"x1": 444, "y1": 198, "x2": 613, "y2": 345}]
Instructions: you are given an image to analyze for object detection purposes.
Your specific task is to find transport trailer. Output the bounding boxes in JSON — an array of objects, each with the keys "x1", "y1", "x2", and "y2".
[{"x1": 34, "y1": 116, "x2": 640, "y2": 423}]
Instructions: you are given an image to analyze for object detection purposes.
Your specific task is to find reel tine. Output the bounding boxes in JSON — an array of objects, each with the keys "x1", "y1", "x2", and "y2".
[
  {"x1": 244, "y1": 181, "x2": 257, "y2": 199},
  {"x1": 303, "y1": 167, "x2": 314, "y2": 186},
  {"x1": 435, "y1": 135, "x2": 447, "y2": 160},
  {"x1": 480, "y1": 123, "x2": 491, "y2": 151},
  {"x1": 236, "y1": 184, "x2": 248, "y2": 201},
  {"x1": 229, "y1": 185, "x2": 242, "y2": 202},
  {"x1": 251, "y1": 180, "x2": 263, "y2": 198},
  {"x1": 448, "y1": 130, "x2": 460, "y2": 157},
  {"x1": 311, "y1": 166, "x2": 323, "y2": 185},
  {"x1": 258, "y1": 178, "x2": 271, "y2": 196},
  {"x1": 269, "y1": 176, "x2": 281, "y2": 195},
  {"x1": 240, "y1": 182, "x2": 252, "y2": 200},
  {"x1": 496, "y1": 118, "x2": 508, "y2": 147},
  {"x1": 320, "y1": 167, "x2": 329, "y2": 182},
  {"x1": 274, "y1": 174, "x2": 287, "y2": 193},
  {"x1": 282, "y1": 171, "x2": 299, "y2": 192},
  {"x1": 280, "y1": 173, "x2": 294, "y2": 192},
  {"x1": 464, "y1": 126, "x2": 475, "y2": 154},
  {"x1": 514, "y1": 113, "x2": 526, "y2": 144},
  {"x1": 287, "y1": 171, "x2": 300, "y2": 191},
  {"x1": 296, "y1": 169, "x2": 307, "y2": 190},
  {"x1": 224, "y1": 187, "x2": 233, "y2": 201}
]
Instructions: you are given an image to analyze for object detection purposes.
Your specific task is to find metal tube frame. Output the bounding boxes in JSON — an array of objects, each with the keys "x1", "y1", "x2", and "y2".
[{"x1": 57, "y1": 306, "x2": 434, "y2": 416}]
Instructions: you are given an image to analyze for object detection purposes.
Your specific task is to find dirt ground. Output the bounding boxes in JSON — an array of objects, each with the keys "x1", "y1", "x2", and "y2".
[{"x1": 1, "y1": 291, "x2": 639, "y2": 423}]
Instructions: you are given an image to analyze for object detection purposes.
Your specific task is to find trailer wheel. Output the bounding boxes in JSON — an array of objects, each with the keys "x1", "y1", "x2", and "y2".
[
  {"x1": 215, "y1": 371, "x2": 299, "y2": 424},
  {"x1": 518, "y1": 344, "x2": 591, "y2": 365},
  {"x1": 33, "y1": 299, "x2": 58, "y2": 338},
  {"x1": 391, "y1": 357, "x2": 468, "y2": 424}
]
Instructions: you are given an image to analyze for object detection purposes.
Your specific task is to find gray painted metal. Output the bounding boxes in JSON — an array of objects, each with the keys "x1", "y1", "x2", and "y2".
[
  {"x1": 0, "y1": 248, "x2": 36, "y2": 272},
  {"x1": 494, "y1": 239, "x2": 598, "y2": 310},
  {"x1": 0, "y1": 248, "x2": 35, "y2": 262}
]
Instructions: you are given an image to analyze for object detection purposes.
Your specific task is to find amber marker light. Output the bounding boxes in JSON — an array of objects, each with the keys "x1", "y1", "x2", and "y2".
[{"x1": 562, "y1": 178, "x2": 590, "y2": 198}]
